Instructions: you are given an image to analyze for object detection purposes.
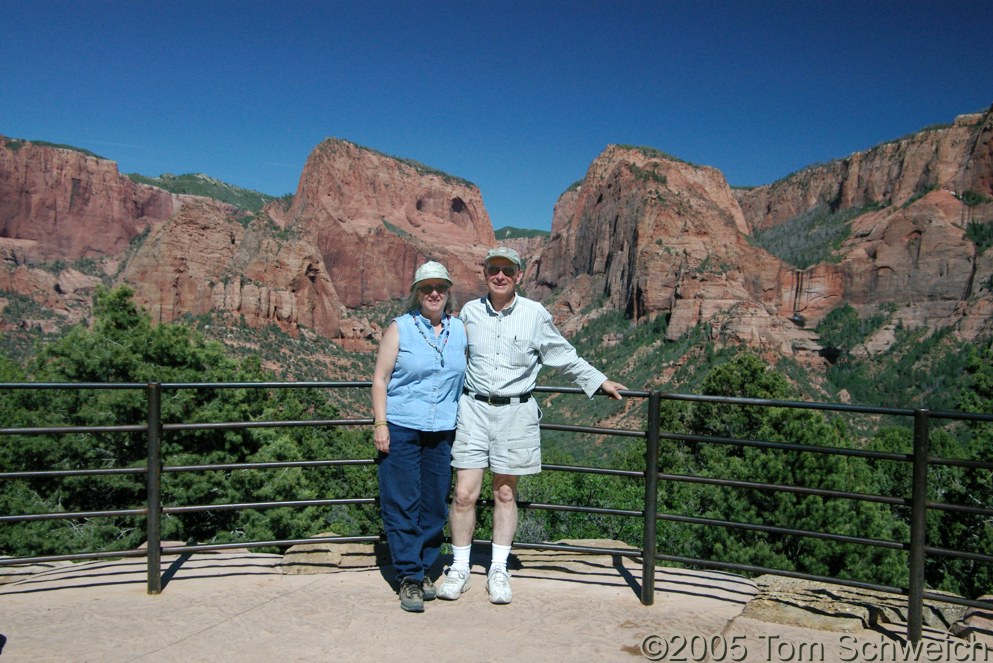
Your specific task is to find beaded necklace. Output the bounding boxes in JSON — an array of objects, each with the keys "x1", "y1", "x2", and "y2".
[{"x1": 410, "y1": 311, "x2": 450, "y2": 367}]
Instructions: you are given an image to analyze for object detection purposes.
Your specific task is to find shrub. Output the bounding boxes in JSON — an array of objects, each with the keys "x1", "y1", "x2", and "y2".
[
  {"x1": 960, "y1": 190, "x2": 993, "y2": 207},
  {"x1": 967, "y1": 221, "x2": 993, "y2": 254}
]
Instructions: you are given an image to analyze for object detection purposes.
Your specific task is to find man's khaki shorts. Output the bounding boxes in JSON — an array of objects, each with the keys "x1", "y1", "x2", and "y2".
[{"x1": 451, "y1": 393, "x2": 542, "y2": 475}]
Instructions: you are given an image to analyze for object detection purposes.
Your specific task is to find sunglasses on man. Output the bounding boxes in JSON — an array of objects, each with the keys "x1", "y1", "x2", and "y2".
[
  {"x1": 485, "y1": 265, "x2": 519, "y2": 278},
  {"x1": 417, "y1": 283, "x2": 451, "y2": 295}
]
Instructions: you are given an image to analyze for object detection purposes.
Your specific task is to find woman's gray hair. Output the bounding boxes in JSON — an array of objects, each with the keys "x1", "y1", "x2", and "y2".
[{"x1": 406, "y1": 288, "x2": 457, "y2": 315}]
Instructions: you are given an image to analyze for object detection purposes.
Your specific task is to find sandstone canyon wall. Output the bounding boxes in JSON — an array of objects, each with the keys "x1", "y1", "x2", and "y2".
[
  {"x1": 0, "y1": 136, "x2": 499, "y2": 346},
  {"x1": 0, "y1": 138, "x2": 344, "y2": 341},
  {"x1": 735, "y1": 107, "x2": 993, "y2": 343},
  {"x1": 526, "y1": 107, "x2": 993, "y2": 360},
  {"x1": 0, "y1": 137, "x2": 176, "y2": 262},
  {"x1": 528, "y1": 145, "x2": 822, "y2": 360},
  {"x1": 273, "y1": 139, "x2": 495, "y2": 308},
  {"x1": 737, "y1": 109, "x2": 993, "y2": 231},
  {"x1": 119, "y1": 199, "x2": 345, "y2": 341},
  {"x1": 1, "y1": 138, "x2": 183, "y2": 330},
  {"x1": 3, "y1": 105, "x2": 992, "y2": 364}
]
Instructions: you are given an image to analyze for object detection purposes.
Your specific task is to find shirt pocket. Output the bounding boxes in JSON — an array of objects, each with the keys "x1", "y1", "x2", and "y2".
[{"x1": 507, "y1": 338, "x2": 532, "y2": 367}]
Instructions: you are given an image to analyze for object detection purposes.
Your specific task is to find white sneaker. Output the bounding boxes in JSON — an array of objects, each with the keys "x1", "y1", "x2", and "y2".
[
  {"x1": 436, "y1": 567, "x2": 471, "y2": 600},
  {"x1": 486, "y1": 567, "x2": 512, "y2": 604}
]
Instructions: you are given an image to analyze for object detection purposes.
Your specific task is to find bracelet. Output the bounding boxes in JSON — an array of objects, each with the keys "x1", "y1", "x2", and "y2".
[{"x1": 373, "y1": 421, "x2": 388, "y2": 428}]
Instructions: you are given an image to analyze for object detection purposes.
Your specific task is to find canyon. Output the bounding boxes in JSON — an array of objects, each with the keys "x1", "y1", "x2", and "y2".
[{"x1": 2, "y1": 106, "x2": 992, "y2": 367}]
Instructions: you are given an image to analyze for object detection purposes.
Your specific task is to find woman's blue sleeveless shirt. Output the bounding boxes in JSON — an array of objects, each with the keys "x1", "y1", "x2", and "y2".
[{"x1": 386, "y1": 311, "x2": 467, "y2": 431}]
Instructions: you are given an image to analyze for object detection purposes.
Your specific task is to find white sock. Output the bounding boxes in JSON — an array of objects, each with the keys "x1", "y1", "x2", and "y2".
[
  {"x1": 451, "y1": 544, "x2": 471, "y2": 571},
  {"x1": 490, "y1": 543, "x2": 512, "y2": 573}
]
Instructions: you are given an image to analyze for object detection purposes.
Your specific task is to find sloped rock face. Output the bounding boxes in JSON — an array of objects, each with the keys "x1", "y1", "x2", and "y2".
[
  {"x1": 1, "y1": 136, "x2": 503, "y2": 346},
  {"x1": 534, "y1": 145, "x2": 753, "y2": 312},
  {"x1": 737, "y1": 108, "x2": 993, "y2": 231},
  {"x1": 120, "y1": 199, "x2": 344, "y2": 338},
  {"x1": 740, "y1": 108, "x2": 993, "y2": 343},
  {"x1": 838, "y1": 192, "x2": 974, "y2": 306},
  {"x1": 529, "y1": 108, "x2": 993, "y2": 359},
  {"x1": 0, "y1": 137, "x2": 176, "y2": 261},
  {"x1": 4, "y1": 117, "x2": 992, "y2": 361},
  {"x1": 529, "y1": 146, "x2": 822, "y2": 361},
  {"x1": 773, "y1": 190, "x2": 983, "y2": 334},
  {"x1": 276, "y1": 139, "x2": 496, "y2": 308},
  {"x1": 0, "y1": 241, "x2": 103, "y2": 332},
  {"x1": 525, "y1": 188, "x2": 578, "y2": 302},
  {"x1": 744, "y1": 575, "x2": 970, "y2": 634}
]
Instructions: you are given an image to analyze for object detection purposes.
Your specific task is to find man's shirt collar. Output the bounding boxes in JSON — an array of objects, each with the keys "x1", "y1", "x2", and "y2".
[{"x1": 484, "y1": 293, "x2": 518, "y2": 316}]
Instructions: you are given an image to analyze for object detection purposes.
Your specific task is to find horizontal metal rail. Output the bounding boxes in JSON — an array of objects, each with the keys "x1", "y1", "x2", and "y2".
[
  {"x1": 657, "y1": 471, "x2": 907, "y2": 506},
  {"x1": 161, "y1": 535, "x2": 382, "y2": 556},
  {"x1": 0, "y1": 424, "x2": 147, "y2": 435},
  {"x1": 1, "y1": 467, "x2": 148, "y2": 479},
  {"x1": 1, "y1": 507, "x2": 148, "y2": 523},
  {"x1": 162, "y1": 418, "x2": 369, "y2": 432},
  {"x1": 163, "y1": 458, "x2": 374, "y2": 473},
  {"x1": 163, "y1": 498, "x2": 375, "y2": 515},
  {"x1": 661, "y1": 430, "x2": 912, "y2": 462},
  {"x1": 655, "y1": 512, "x2": 908, "y2": 550}
]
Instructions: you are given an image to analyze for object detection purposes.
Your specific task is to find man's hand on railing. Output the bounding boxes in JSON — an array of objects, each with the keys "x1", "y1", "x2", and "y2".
[{"x1": 599, "y1": 380, "x2": 629, "y2": 400}]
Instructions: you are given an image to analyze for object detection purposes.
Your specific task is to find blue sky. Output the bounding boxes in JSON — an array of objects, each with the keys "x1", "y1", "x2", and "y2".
[{"x1": 3, "y1": 1, "x2": 991, "y2": 231}]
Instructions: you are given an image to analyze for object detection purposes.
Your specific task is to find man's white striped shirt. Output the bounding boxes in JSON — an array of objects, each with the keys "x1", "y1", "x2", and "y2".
[{"x1": 460, "y1": 294, "x2": 607, "y2": 399}]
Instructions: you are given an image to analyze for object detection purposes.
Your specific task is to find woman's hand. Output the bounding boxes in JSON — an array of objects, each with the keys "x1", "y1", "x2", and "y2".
[{"x1": 374, "y1": 425, "x2": 390, "y2": 453}]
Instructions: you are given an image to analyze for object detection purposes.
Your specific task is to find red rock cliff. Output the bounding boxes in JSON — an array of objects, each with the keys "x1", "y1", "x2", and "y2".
[
  {"x1": 528, "y1": 110, "x2": 993, "y2": 360},
  {"x1": 275, "y1": 139, "x2": 495, "y2": 308},
  {"x1": 737, "y1": 107, "x2": 993, "y2": 342},
  {"x1": 119, "y1": 199, "x2": 345, "y2": 339},
  {"x1": 0, "y1": 137, "x2": 176, "y2": 261},
  {"x1": 4, "y1": 117, "x2": 991, "y2": 362},
  {"x1": 529, "y1": 145, "x2": 815, "y2": 357},
  {"x1": 1, "y1": 136, "x2": 504, "y2": 346},
  {"x1": 737, "y1": 108, "x2": 993, "y2": 231}
]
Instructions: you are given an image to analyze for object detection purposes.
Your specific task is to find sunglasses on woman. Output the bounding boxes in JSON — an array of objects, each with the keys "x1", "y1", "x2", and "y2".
[
  {"x1": 485, "y1": 265, "x2": 519, "y2": 278},
  {"x1": 418, "y1": 283, "x2": 450, "y2": 294}
]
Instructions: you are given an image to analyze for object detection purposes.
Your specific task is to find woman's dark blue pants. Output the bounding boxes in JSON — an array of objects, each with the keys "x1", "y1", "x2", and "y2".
[{"x1": 377, "y1": 423, "x2": 454, "y2": 582}]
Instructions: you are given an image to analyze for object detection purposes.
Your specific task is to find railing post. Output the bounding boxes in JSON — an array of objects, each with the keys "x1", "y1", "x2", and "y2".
[
  {"x1": 146, "y1": 382, "x2": 163, "y2": 595},
  {"x1": 907, "y1": 408, "x2": 930, "y2": 643},
  {"x1": 641, "y1": 390, "x2": 661, "y2": 605}
]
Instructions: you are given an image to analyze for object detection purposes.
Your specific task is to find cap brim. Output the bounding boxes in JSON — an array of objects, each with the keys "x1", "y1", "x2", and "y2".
[{"x1": 410, "y1": 278, "x2": 453, "y2": 290}]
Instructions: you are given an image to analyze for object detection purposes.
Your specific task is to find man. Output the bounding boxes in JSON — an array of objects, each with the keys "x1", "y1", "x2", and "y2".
[{"x1": 436, "y1": 247, "x2": 627, "y2": 604}]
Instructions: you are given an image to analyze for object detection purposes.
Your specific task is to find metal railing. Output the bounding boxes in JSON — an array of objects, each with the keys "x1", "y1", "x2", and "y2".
[{"x1": 1, "y1": 380, "x2": 991, "y2": 644}]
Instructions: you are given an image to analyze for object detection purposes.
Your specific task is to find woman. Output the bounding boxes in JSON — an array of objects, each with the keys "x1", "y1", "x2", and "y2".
[{"x1": 371, "y1": 261, "x2": 467, "y2": 613}]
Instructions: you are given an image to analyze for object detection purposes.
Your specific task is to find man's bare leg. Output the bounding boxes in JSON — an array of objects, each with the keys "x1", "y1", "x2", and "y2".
[
  {"x1": 491, "y1": 473, "x2": 519, "y2": 546},
  {"x1": 449, "y1": 467, "x2": 484, "y2": 546}
]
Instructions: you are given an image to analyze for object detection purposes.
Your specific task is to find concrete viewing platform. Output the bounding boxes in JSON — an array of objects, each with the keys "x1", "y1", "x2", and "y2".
[{"x1": 1, "y1": 541, "x2": 990, "y2": 663}]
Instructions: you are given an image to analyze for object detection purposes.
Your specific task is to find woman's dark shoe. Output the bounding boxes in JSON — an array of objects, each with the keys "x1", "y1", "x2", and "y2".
[{"x1": 399, "y1": 578, "x2": 425, "y2": 612}]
